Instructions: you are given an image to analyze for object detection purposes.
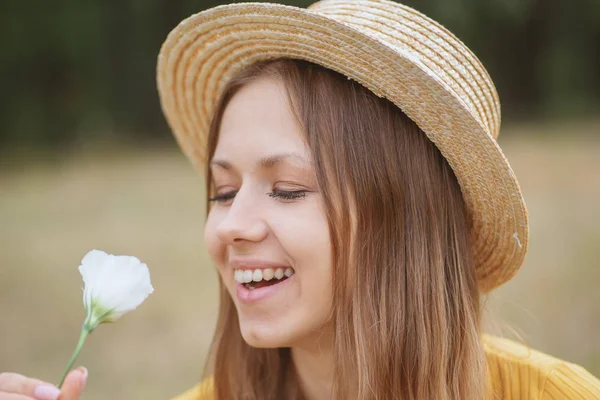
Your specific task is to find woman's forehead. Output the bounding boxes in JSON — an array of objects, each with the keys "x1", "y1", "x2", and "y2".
[
  {"x1": 213, "y1": 78, "x2": 313, "y2": 171},
  {"x1": 210, "y1": 152, "x2": 313, "y2": 171}
]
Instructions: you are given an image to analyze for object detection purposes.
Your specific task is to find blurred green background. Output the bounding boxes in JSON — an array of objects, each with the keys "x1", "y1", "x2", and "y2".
[{"x1": 1, "y1": 0, "x2": 599, "y2": 399}]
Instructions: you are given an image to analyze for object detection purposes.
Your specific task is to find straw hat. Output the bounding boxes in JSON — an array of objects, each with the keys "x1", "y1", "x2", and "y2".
[{"x1": 156, "y1": 0, "x2": 529, "y2": 293}]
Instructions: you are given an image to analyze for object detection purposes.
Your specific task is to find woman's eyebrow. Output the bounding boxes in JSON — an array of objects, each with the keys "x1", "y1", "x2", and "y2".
[
  {"x1": 258, "y1": 152, "x2": 312, "y2": 168},
  {"x1": 210, "y1": 152, "x2": 313, "y2": 170}
]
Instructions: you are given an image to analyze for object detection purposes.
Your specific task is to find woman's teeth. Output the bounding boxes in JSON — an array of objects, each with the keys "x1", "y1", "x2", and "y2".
[{"x1": 234, "y1": 267, "x2": 294, "y2": 284}]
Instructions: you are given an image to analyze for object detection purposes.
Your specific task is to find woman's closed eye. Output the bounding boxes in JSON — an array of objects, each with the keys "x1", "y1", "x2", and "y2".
[{"x1": 208, "y1": 189, "x2": 310, "y2": 204}]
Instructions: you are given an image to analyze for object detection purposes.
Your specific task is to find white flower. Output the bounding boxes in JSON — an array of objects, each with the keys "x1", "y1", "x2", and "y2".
[{"x1": 79, "y1": 249, "x2": 154, "y2": 330}]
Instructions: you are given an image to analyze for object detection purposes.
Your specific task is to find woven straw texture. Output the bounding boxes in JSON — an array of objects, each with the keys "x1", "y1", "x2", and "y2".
[{"x1": 156, "y1": 0, "x2": 529, "y2": 293}]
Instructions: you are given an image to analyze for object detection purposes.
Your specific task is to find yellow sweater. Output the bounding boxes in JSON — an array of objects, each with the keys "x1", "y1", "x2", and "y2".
[{"x1": 171, "y1": 334, "x2": 600, "y2": 399}]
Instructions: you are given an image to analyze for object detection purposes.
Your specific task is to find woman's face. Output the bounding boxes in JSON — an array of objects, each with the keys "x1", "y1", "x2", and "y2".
[{"x1": 203, "y1": 76, "x2": 333, "y2": 349}]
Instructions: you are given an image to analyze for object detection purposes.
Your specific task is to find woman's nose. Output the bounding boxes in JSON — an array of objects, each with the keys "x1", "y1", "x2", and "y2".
[{"x1": 215, "y1": 188, "x2": 268, "y2": 245}]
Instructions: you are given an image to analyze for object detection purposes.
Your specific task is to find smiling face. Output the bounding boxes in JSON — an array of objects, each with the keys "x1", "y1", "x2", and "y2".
[{"x1": 203, "y1": 76, "x2": 333, "y2": 349}]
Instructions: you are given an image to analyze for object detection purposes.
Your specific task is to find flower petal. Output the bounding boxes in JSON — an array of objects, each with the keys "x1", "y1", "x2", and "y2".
[{"x1": 79, "y1": 249, "x2": 111, "y2": 309}]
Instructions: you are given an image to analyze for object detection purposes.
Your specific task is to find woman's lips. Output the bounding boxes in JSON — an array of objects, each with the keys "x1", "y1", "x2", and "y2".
[{"x1": 236, "y1": 274, "x2": 294, "y2": 303}]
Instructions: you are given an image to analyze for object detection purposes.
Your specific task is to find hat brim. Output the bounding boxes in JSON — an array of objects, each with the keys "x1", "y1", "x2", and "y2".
[{"x1": 156, "y1": 2, "x2": 528, "y2": 293}]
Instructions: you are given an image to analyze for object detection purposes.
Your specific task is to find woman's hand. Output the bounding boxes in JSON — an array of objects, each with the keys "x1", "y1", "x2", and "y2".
[{"x1": 0, "y1": 367, "x2": 87, "y2": 400}]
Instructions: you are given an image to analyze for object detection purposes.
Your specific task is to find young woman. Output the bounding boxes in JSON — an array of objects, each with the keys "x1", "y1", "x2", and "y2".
[
  {"x1": 164, "y1": 57, "x2": 600, "y2": 400},
  {"x1": 1, "y1": 1, "x2": 598, "y2": 399}
]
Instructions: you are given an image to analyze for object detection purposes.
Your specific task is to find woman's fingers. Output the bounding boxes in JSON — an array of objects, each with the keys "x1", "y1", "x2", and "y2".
[
  {"x1": 0, "y1": 368, "x2": 88, "y2": 400},
  {"x1": 0, "y1": 372, "x2": 60, "y2": 399},
  {"x1": 0, "y1": 394, "x2": 38, "y2": 400},
  {"x1": 58, "y1": 367, "x2": 87, "y2": 400}
]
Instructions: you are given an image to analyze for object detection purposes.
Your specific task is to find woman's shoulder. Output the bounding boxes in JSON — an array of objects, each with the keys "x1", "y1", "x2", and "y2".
[
  {"x1": 170, "y1": 376, "x2": 214, "y2": 400},
  {"x1": 482, "y1": 333, "x2": 600, "y2": 399}
]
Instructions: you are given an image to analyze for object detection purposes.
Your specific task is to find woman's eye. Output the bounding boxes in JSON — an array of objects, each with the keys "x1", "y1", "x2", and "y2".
[
  {"x1": 208, "y1": 191, "x2": 237, "y2": 203},
  {"x1": 208, "y1": 189, "x2": 309, "y2": 204},
  {"x1": 268, "y1": 189, "x2": 308, "y2": 201}
]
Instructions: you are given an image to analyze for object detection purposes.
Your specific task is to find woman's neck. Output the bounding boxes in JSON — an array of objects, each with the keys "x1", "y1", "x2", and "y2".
[{"x1": 291, "y1": 332, "x2": 334, "y2": 400}]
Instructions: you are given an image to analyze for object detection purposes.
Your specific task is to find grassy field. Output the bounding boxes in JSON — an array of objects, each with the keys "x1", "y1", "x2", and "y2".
[{"x1": 1, "y1": 121, "x2": 599, "y2": 399}]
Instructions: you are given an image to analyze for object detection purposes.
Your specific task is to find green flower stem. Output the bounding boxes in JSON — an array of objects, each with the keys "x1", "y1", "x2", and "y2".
[
  {"x1": 57, "y1": 303, "x2": 112, "y2": 388},
  {"x1": 58, "y1": 325, "x2": 90, "y2": 388}
]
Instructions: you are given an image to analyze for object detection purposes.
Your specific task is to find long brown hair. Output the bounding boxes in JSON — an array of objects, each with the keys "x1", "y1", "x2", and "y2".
[{"x1": 203, "y1": 58, "x2": 488, "y2": 399}]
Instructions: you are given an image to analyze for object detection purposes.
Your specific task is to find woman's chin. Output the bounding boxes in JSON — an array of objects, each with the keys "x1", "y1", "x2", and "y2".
[
  {"x1": 237, "y1": 312, "x2": 332, "y2": 349},
  {"x1": 240, "y1": 323, "x2": 292, "y2": 348}
]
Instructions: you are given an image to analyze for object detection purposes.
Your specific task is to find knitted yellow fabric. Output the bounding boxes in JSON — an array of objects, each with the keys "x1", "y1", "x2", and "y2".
[{"x1": 171, "y1": 334, "x2": 600, "y2": 399}]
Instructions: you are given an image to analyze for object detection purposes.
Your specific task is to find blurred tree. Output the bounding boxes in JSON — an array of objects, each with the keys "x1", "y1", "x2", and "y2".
[{"x1": 0, "y1": 0, "x2": 598, "y2": 149}]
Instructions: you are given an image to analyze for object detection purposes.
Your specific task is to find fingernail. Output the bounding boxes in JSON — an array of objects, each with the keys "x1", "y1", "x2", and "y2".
[
  {"x1": 77, "y1": 366, "x2": 88, "y2": 387},
  {"x1": 33, "y1": 384, "x2": 61, "y2": 400}
]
